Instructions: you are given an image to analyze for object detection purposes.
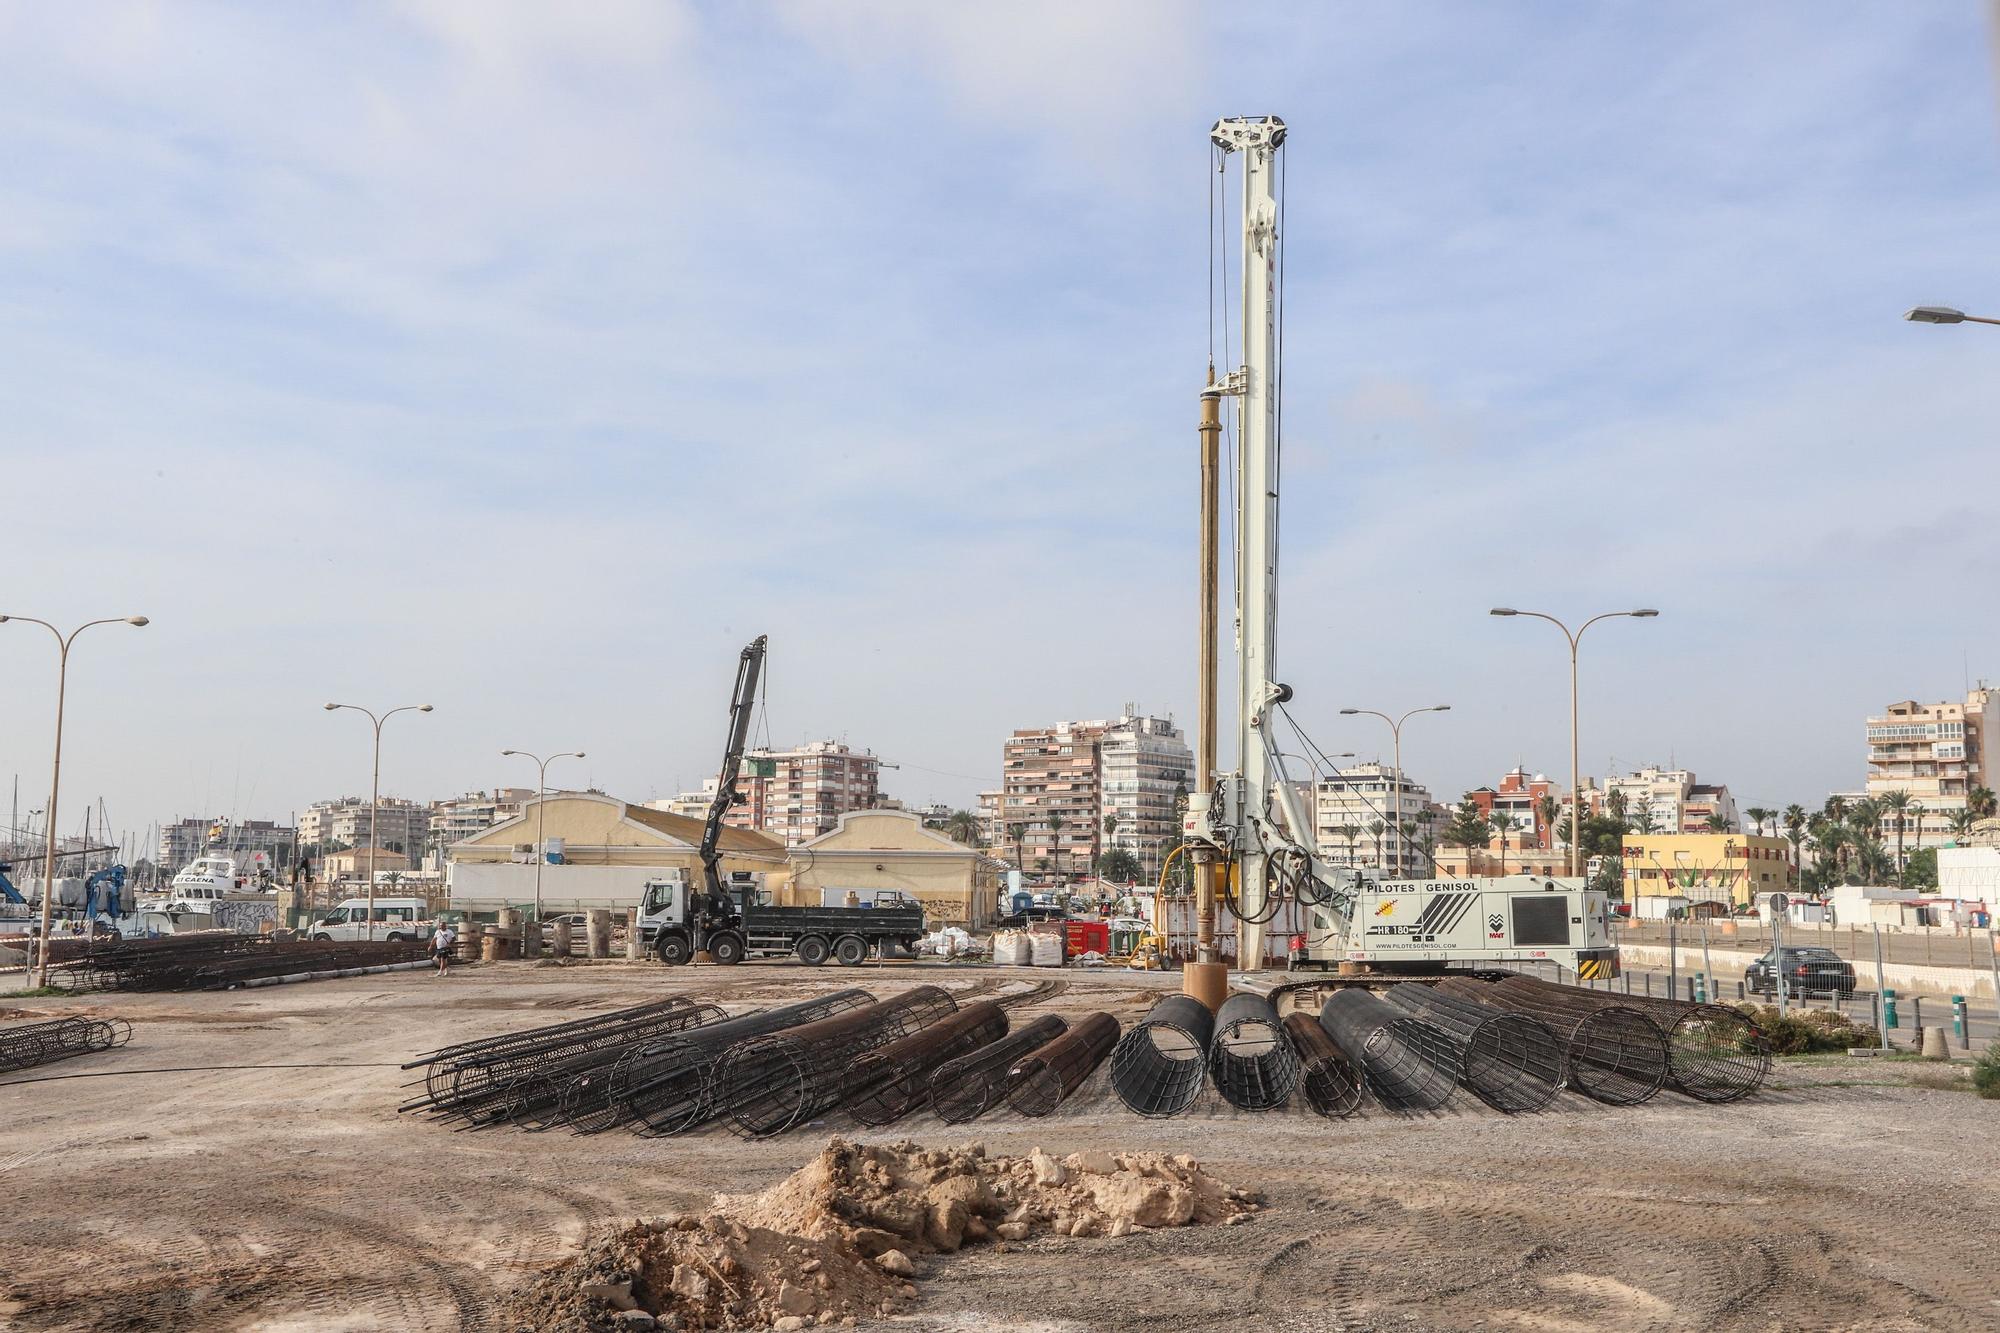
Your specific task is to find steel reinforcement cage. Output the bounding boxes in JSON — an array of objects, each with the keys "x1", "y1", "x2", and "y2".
[
  {"x1": 1006, "y1": 1011, "x2": 1121, "y2": 1117},
  {"x1": 1281, "y1": 1012, "x2": 1363, "y2": 1118},
  {"x1": 844, "y1": 1001, "x2": 1011, "y2": 1127},
  {"x1": 1502, "y1": 973, "x2": 1770, "y2": 1103},
  {"x1": 929, "y1": 1013, "x2": 1067, "y2": 1124},
  {"x1": 1317, "y1": 987, "x2": 1460, "y2": 1112},
  {"x1": 581, "y1": 989, "x2": 877, "y2": 1136},
  {"x1": 1436, "y1": 976, "x2": 1669, "y2": 1106},
  {"x1": 713, "y1": 986, "x2": 958, "y2": 1138},
  {"x1": 0, "y1": 1016, "x2": 132, "y2": 1075},
  {"x1": 1110, "y1": 993, "x2": 1215, "y2": 1117},
  {"x1": 1382, "y1": 982, "x2": 1565, "y2": 1113},
  {"x1": 1208, "y1": 992, "x2": 1301, "y2": 1111}
]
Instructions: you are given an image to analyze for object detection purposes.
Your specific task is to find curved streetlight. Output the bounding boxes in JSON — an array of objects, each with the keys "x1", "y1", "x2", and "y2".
[
  {"x1": 1490, "y1": 608, "x2": 1658, "y2": 876},
  {"x1": 0, "y1": 615, "x2": 148, "y2": 985},
  {"x1": 1338, "y1": 706, "x2": 1449, "y2": 876},
  {"x1": 324, "y1": 702, "x2": 433, "y2": 940},
  {"x1": 1904, "y1": 306, "x2": 2000, "y2": 326},
  {"x1": 501, "y1": 749, "x2": 586, "y2": 931}
]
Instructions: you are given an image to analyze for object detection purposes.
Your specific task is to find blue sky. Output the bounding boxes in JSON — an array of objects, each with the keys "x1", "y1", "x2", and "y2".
[{"x1": 2, "y1": 1, "x2": 1996, "y2": 842}]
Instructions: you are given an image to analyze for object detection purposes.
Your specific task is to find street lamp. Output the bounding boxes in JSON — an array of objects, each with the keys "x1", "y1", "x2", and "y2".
[
  {"x1": 1338, "y1": 706, "x2": 1449, "y2": 875},
  {"x1": 501, "y1": 749, "x2": 585, "y2": 929},
  {"x1": 0, "y1": 614, "x2": 148, "y2": 985},
  {"x1": 1490, "y1": 607, "x2": 1658, "y2": 876},
  {"x1": 324, "y1": 702, "x2": 432, "y2": 940},
  {"x1": 1903, "y1": 306, "x2": 2000, "y2": 326}
]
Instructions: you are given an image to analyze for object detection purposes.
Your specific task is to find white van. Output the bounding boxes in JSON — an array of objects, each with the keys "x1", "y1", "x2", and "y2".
[{"x1": 308, "y1": 897, "x2": 432, "y2": 943}]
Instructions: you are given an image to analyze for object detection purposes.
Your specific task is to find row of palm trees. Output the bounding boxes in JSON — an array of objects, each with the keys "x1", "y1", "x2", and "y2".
[{"x1": 1736, "y1": 788, "x2": 1995, "y2": 890}]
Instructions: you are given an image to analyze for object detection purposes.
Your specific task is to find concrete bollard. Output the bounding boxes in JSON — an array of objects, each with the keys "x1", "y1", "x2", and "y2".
[
  {"x1": 623, "y1": 910, "x2": 642, "y2": 961},
  {"x1": 587, "y1": 909, "x2": 612, "y2": 959},
  {"x1": 1920, "y1": 1025, "x2": 1950, "y2": 1060},
  {"x1": 552, "y1": 919, "x2": 572, "y2": 958},
  {"x1": 481, "y1": 926, "x2": 503, "y2": 962}
]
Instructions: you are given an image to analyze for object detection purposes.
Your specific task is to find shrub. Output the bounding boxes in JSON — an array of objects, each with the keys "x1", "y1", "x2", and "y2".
[
  {"x1": 1735, "y1": 1003, "x2": 1880, "y2": 1055},
  {"x1": 1975, "y1": 1040, "x2": 2000, "y2": 1100}
]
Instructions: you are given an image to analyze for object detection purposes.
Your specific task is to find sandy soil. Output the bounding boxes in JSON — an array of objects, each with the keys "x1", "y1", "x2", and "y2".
[{"x1": 0, "y1": 960, "x2": 1993, "y2": 1332}]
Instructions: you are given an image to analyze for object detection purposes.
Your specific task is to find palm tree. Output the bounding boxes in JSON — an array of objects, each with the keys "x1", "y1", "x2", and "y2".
[
  {"x1": 1814, "y1": 823, "x2": 1851, "y2": 885},
  {"x1": 1879, "y1": 790, "x2": 1912, "y2": 870},
  {"x1": 1704, "y1": 811, "x2": 1735, "y2": 834},
  {"x1": 1847, "y1": 797, "x2": 1883, "y2": 842},
  {"x1": 1854, "y1": 837, "x2": 1894, "y2": 885},
  {"x1": 943, "y1": 809, "x2": 983, "y2": 847},
  {"x1": 1630, "y1": 808, "x2": 1660, "y2": 836},
  {"x1": 1970, "y1": 786, "x2": 1998, "y2": 819},
  {"x1": 1782, "y1": 804, "x2": 1807, "y2": 881},
  {"x1": 1947, "y1": 808, "x2": 1978, "y2": 839},
  {"x1": 1536, "y1": 794, "x2": 1559, "y2": 850},
  {"x1": 1744, "y1": 806, "x2": 1773, "y2": 838},
  {"x1": 1369, "y1": 818, "x2": 1387, "y2": 867},
  {"x1": 1339, "y1": 823, "x2": 1362, "y2": 868},
  {"x1": 1906, "y1": 801, "x2": 1925, "y2": 858},
  {"x1": 1606, "y1": 789, "x2": 1629, "y2": 826},
  {"x1": 1006, "y1": 822, "x2": 1028, "y2": 870},
  {"x1": 1045, "y1": 811, "x2": 1068, "y2": 880}
]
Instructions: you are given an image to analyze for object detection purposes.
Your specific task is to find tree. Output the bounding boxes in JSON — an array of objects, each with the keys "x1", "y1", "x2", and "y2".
[
  {"x1": 1536, "y1": 794, "x2": 1559, "y2": 849},
  {"x1": 1045, "y1": 812, "x2": 1068, "y2": 880},
  {"x1": 1970, "y1": 786, "x2": 1998, "y2": 819},
  {"x1": 1443, "y1": 800, "x2": 1492, "y2": 855},
  {"x1": 1900, "y1": 846, "x2": 1939, "y2": 892},
  {"x1": 1097, "y1": 848, "x2": 1142, "y2": 884},
  {"x1": 942, "y1": 809, "x2": 984, "y2": 847},
  {"x1": 1879, "y1": 790, "x2": 1912, "y2": 869},
  {"x1": 1006, "y1": 822, "x2": 1028, "y2": 869},
  {"x1": 1703, "y1": 811, "x2": 1734, "y2": 834},
  {"x1": 1847, "y1": 797, "x2": 1883, "y2": 842},
  {"x1": 1853, "y1": 837, "x2": 1894, "y2": 885},
  {"x1": 1744, "y1": 806, "x2": 1773, "y2": 838},
  {"x1": 1102, "y1": 813, "x2": 1120, "y2": 841},
  {"x1": 1630, "y1": 808, "x2": 1660, "y2": 835},
  {"x1": 1782, "y1": 804, "x2": 1807, "y2": 878},
  {"x1": 1606, "y1": 789, "x2": 1629, "y2": 825},
  {"x1": 1947, "y1": 808, "x2": 1978, "y2": 839},
  {"x1": 1369, "y1": 818, "x2": 1387, "y2": 867},
  {"x1": 1339, "y1": 823, "x2": 1362, "y2": 868},
  {"x1": 1907, "y1": 802, "x2": 1925, "y2": 859},
  {"x1": 1034, "y1": 857, "x2": 1050, "y2": 873}
]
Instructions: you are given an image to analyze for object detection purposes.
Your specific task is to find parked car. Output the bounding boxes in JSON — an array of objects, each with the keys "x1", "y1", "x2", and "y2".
[
  {"x1": 1745, "y1": 946, "x2": 1855, "y2": 999},
  {"x1": 309, "y1": 896, "x2": 431, "y2": 943}
]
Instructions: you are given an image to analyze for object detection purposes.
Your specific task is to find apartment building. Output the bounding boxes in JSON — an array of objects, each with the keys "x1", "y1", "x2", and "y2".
[
  {"x1": 673, "y1": 741, "x2": 884, "y2": 846},
  {"x1": 1313, "y1": 762, "x2": 1440, "y2": 877},
  {"x1": 1465, "y1": 768, "x2": 1561, "y2": 849},
  {"x1": 1865, "y1": 686, "x2": 1996, "y2": 842},
  {"x1": 426, "y1": 789, "x2": 533, "y2": 864},
  {"x1": 1604, "y1": 767, "x2": 1739, "y2": 835},
  {"x1": 297, "y1": 796, "x2": 430, "y2": 859},
  {"x1": 156, "y1": 817, "x2": 297, "y2": 877},
  {"x1": 999, "y1": 710, "x2": 1190, "y2": 883}
]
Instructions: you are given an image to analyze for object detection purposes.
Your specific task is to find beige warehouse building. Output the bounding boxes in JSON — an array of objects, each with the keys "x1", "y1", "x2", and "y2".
[
  {"x1": 447, "y1": 791, "x2": 789, "y2": 914},
  {"x1": 785, "y1": 810, "x2": 1007, "y2": 928}
]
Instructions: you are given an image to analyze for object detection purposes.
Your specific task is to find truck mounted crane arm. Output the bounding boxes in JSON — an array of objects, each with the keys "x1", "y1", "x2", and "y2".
[{"x1": 698, "y1": 635, "x2": 767, "y2": 918}]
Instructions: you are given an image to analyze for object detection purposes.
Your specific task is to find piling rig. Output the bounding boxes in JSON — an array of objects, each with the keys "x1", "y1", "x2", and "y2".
[{"x1": 1179, "y1": 116, "x2": 1620, "y2": 1002}]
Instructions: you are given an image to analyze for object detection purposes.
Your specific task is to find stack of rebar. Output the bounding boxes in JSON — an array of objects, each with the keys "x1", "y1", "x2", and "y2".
[
  {"x1": 1110, "y1": 994, "x2": 1214, "y2": 1117},
  {"x1": 56, "y1": 936, "x2": 425, "y2": 992},
  {"x1": 1436, "y1": 975, "x2": 1668, "y2": 1106},
  {"x1": 400, "y1": 998, "x2": 721, "y2": 1124},
  {"x1": 0, "y1": 1016, "x2": 132, "y2": 1075},
  {"x1": 586, "y1": 990, "x2": 878, "y2": 1137},
  {"x1": 1317, "y1": 987, "x2": 1459, "y2": 1112},
  {"x1": 1208, "y1": 992, "x2": 1301, "y2": 1111},
  {"x1": 713, "y1": 986, "x2": 958, "y2": 1138},
  {"x1": 1282, "y1": 1012, "x2": 1363, "y2": 1118},
  {"x1": 1498, "y1": 973, "x2": 1770, "y2": 1103},
  {"x1": 1005, "y1": 1011, "x2": 1120, "y2": 1117},
  {"x1": 1382, "y1": 982, "x2": 1565, "y2": 1113},
  {"x1": 845, "y1": 1001, "x2": 1010, "y2": 1127},
  {"x1": 929, "y1": 1014, "x2": 1067, "y2": 1124}
]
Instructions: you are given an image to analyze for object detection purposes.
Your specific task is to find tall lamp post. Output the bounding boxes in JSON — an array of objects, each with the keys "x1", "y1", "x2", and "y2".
[
  {"x1": 1904, "y1": 306, "x2": 2000, "y2": 327},
  {"x1": 1489, "y1": 608, "x2": 1658, "y2": 876},
  {"x1": 502, "y1": 749, "x2": 585, "y2": 927},
  {"x1": 1338, "y1": 706, "x2": 1449, "y2": 876},
  {"x1": 0, "y1": 614, "x2": 148, "y2": 987},
  {"x1": 324, "y1": 702, "x2": 432, "y2": 940}
]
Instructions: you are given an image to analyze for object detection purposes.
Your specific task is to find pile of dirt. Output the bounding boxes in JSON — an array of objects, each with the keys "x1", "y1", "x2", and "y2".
[{"x1": 506, "y1": 1138, "x2": 1260, "y2": 1331}]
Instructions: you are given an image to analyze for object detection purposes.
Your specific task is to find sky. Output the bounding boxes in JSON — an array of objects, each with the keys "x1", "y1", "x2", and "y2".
[{"x1": 2, "y1": 1, "x2": 1997, "y2": 848}]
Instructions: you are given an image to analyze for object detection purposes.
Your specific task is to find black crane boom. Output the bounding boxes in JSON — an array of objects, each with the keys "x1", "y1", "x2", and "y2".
[{"x1": 699, "y1": 635, "x2": 767, "y2": 917}]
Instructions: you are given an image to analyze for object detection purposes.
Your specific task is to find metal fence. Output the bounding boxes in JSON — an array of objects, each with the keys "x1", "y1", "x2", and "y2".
[{"x1": 1617, "y1": 920, "x2": 1999, "y2": 970}]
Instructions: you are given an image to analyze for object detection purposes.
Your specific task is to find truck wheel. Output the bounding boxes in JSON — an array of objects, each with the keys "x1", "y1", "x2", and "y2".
[
  {"x1": 386, "y1": 932, "x2": 407, "y2": 943},
  {"x1": 833, "y1": 935, "x2": 868, "y2": 966},
  {"x1": 655, "y1": 932, "x2": 691, "y2": 965},
  {"x1": 795, "y1": 936, "x2": 830, "y2": 966},
  {"x1": 312, "y1": 933, "x2": 332, "y2": 943},
  {"x1": 710, "y1": 932, "x2": 745, "y2": 965}
]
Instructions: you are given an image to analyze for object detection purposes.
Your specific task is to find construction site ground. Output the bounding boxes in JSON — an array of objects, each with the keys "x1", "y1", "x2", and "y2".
[{"x1": 1, "y1": 960, "x2": 1995, "y2": 1332}]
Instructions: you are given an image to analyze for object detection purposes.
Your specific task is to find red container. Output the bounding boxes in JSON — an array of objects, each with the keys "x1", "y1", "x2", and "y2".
[{"x1": 1063, "y1": 919, "x2": 1109, "y2": 958}]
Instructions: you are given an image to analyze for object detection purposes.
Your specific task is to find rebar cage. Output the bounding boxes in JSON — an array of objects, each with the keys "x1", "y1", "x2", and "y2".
[
  {"x1": 1006, "y1": 1011, "x2": 1121, "y2": 1117},
  {"x1": 1383, "y1": 983, "x2": 1565, "y2": 1114},
  {"x1": 1318, "y1": 988, "x2": 1460, "y2": 1113},
  {"x1": 1438, "y1": 976, "x2": 1669, "y2": 1106},
  {"x1": 1209, "y1": 992, "x2": 1302, "y2": 1111},
  {"x1": 844, "y1": 1001, "x2": 1011, "y2": 1127},
  {"x1": 1110, "y1": 994, "x2": 1215, "y2": 1117},
  {"x1": 929, "y1": 1014, "x2": 1067, "y2": 1124},
  {"x1": 1501, "y1": 973, "x2": 1770, "y2": 1103},
  {"x1": 1281, "y1": 1012, "x2": 1363, "y2": 1118}
]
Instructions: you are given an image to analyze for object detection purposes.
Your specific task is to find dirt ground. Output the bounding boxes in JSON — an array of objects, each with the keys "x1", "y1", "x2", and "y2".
[{"x1": 0, "y1": 960, "x2": 1994, "y2": 1332}]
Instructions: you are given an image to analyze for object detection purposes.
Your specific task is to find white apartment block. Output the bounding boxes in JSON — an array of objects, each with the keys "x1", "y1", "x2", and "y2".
[
  {"x1": 1603, "y1": 767, "x2": 1739, "y2": 835},
  {"x1": 1098, "y1": 714, "x2": 1192, "y2": 883},
  {"x1": 297, "y1": 796, "x2": 431, "y2": 859},
  {"x1": 1314, "y1": 763, "x2": 1438, "y2": 877},
  {"x1": 427, "y1": 788, "x2": 533, "y2": 864},
  {"x1": 999, "y1": 709, "x2": 1191, "y2": 884},
  {"x1": 1866, "y1": 687, "x2": 1996, "y2": 841}
]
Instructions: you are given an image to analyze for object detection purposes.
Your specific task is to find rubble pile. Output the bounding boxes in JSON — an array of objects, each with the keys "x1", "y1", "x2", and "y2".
[{"x1": 508, "y1": 1138, "x2": 1259, "y2": 1331}]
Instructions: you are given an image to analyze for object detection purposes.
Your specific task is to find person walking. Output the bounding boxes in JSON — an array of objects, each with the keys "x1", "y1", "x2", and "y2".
[{"x1": 431, "y1": 919, "x2": 457, "y2": 976}]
